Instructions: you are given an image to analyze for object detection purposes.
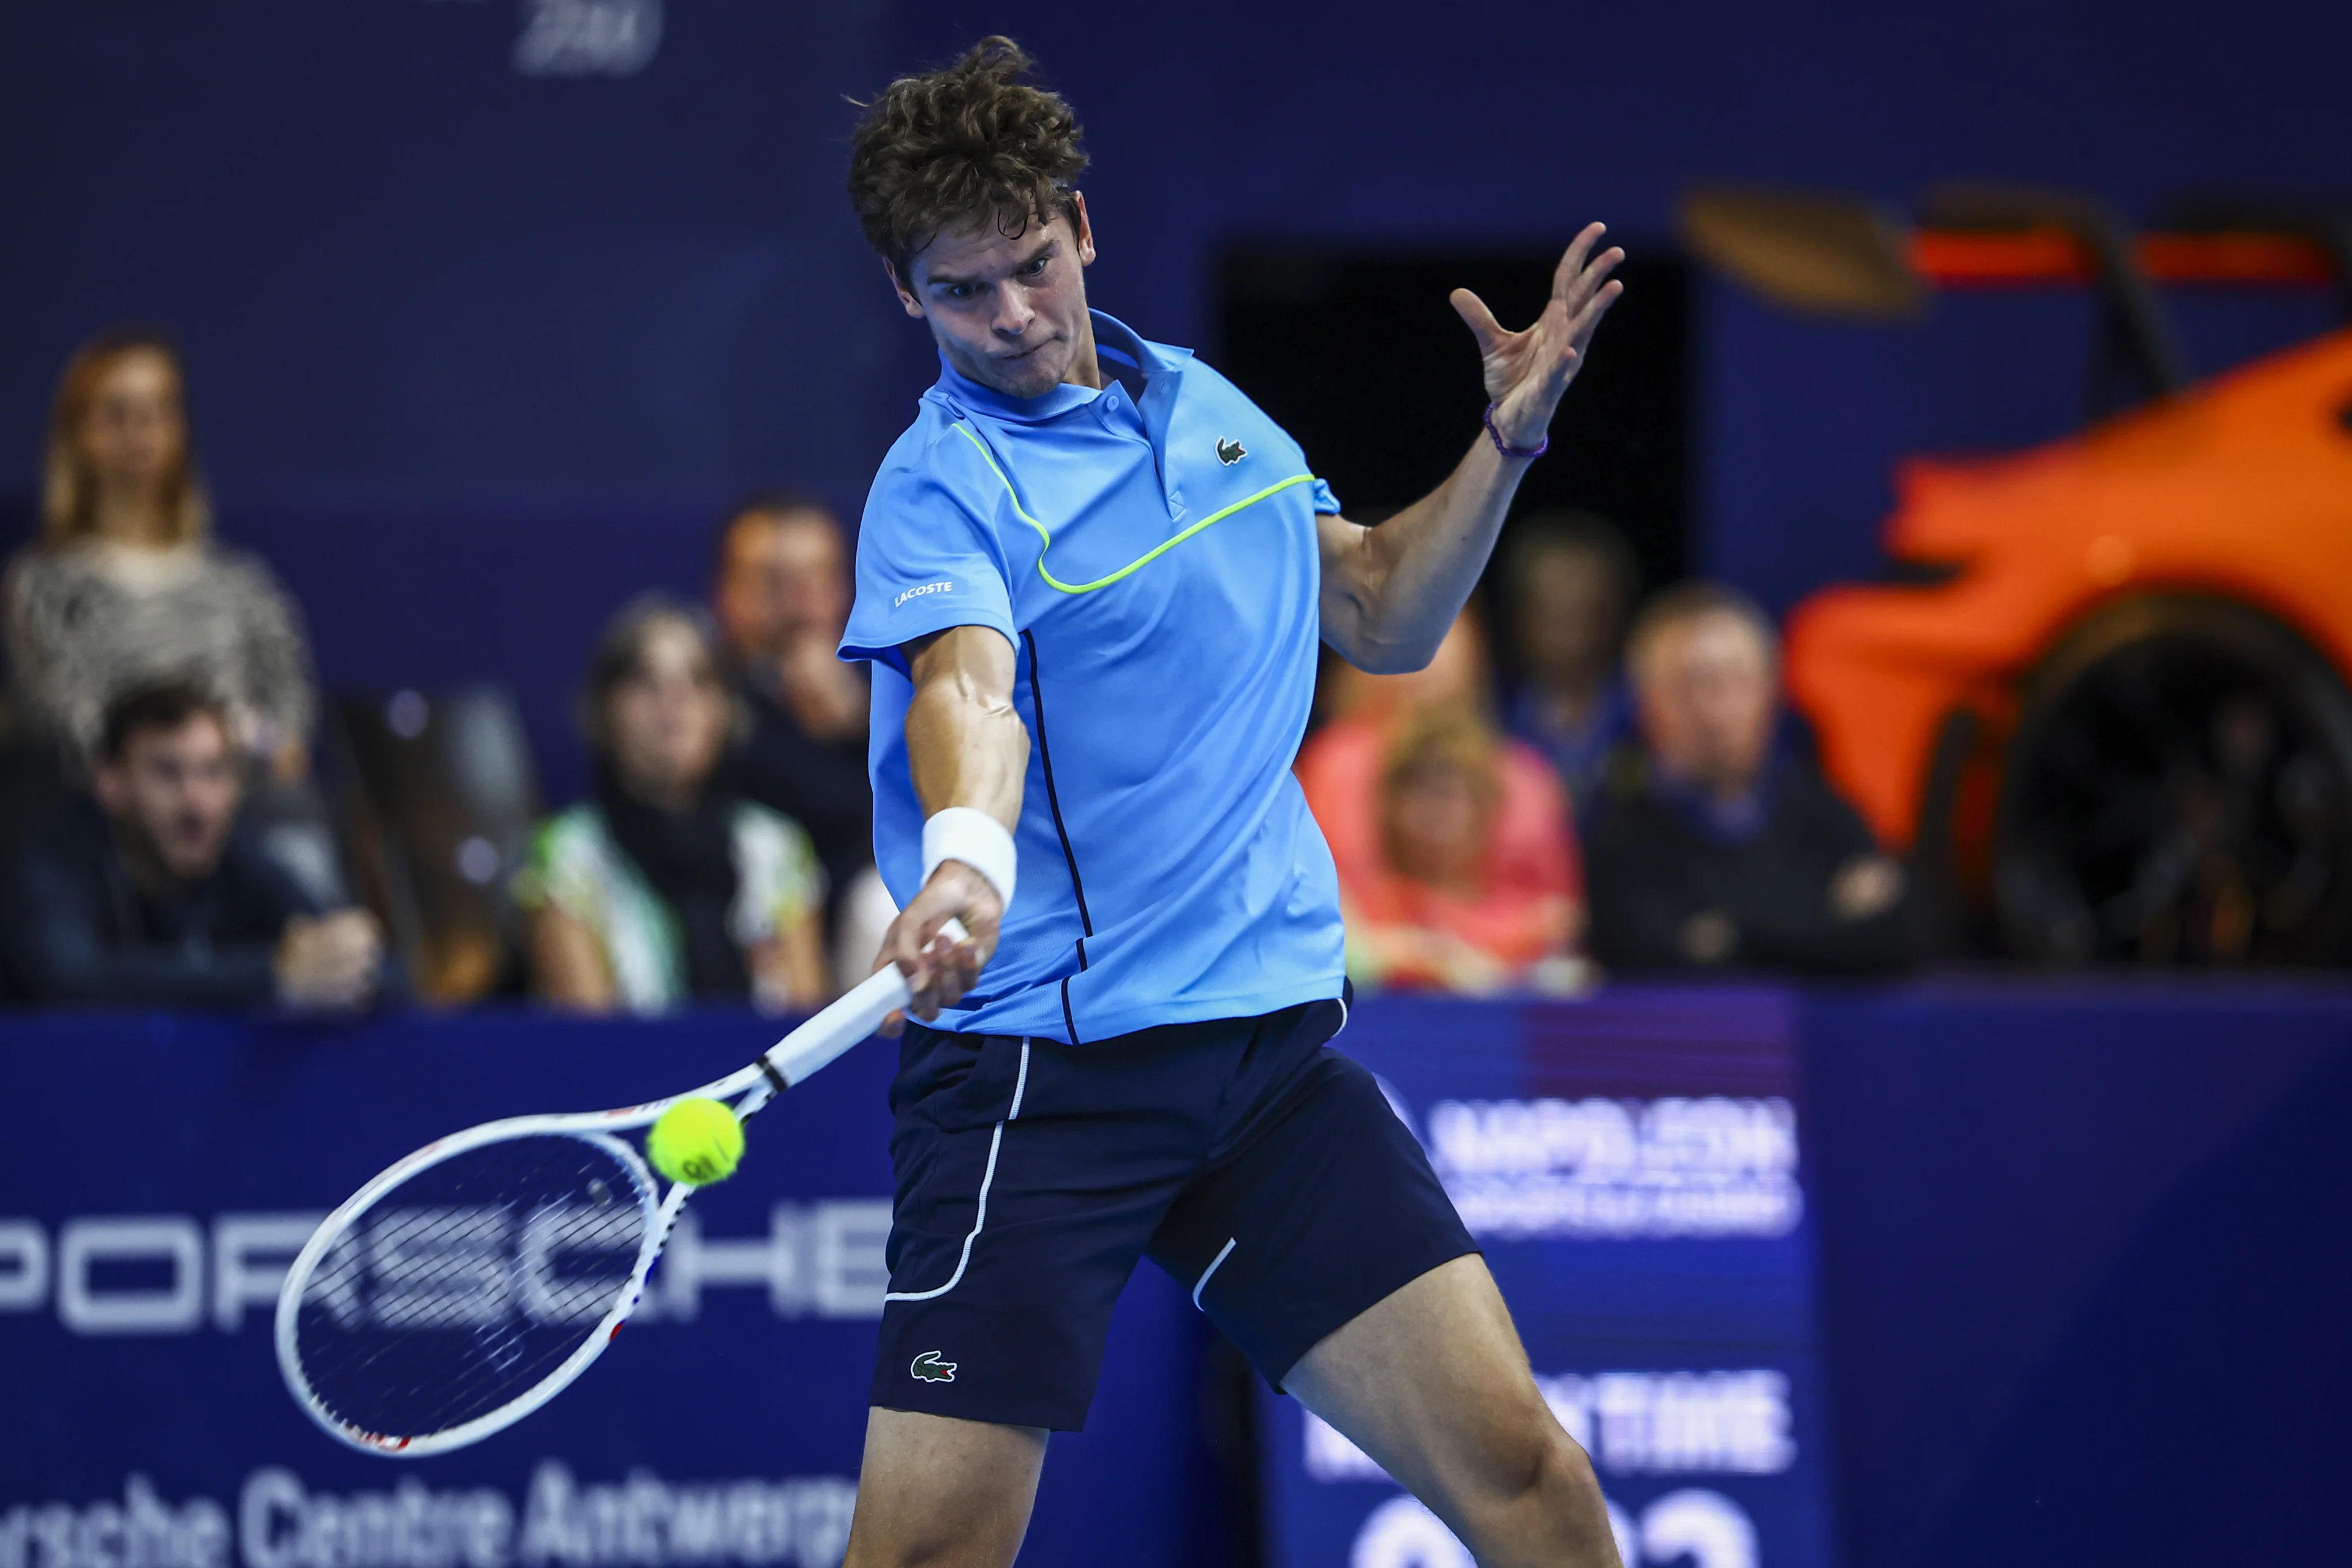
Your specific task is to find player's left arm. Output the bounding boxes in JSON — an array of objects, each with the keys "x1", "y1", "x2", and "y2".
[{"x1": 1317, "y1": 222, "x2": 1624, "y2": 673}]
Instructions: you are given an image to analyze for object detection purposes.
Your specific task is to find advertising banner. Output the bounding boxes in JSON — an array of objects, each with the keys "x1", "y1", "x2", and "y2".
[
  {"x1": 1265, "y1": 992, "x2": 1837, "y2": 1568},
  {"x1": 0, "y1": 1011, "x2": 1218, "y2": 1568}
]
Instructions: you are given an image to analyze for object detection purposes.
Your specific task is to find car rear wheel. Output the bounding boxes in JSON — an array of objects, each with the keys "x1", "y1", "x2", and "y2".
[{"x1": 1994, "y1": 596, "x2": 2352, "y2": 966}]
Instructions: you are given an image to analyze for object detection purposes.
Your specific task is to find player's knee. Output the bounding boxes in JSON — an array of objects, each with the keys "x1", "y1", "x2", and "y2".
[
  {"x1": 1462, "y1": 1393, "x2": 1553, "y2": 1493},
  {"x1": 1468, "y1": 1393, "x2": 1599, "y2": 1512}
]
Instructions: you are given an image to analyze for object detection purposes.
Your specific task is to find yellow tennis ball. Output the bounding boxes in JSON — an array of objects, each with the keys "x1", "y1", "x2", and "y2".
[{"x1": 646, "y1": 1098, "x2": 744, "y2": 1186}]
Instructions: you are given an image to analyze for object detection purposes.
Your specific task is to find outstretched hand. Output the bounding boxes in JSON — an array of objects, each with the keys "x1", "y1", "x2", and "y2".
[{"x1": 1450, "y1": 222, "x2": 1625, "y2": 451}]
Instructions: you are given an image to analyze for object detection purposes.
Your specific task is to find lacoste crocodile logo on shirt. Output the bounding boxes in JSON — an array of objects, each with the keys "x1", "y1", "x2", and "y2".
[
  {"x1": 1215, "y1": 437, "x2": 1246, "y2": 466},
  {"x1": 910, "y1": 1351, "x2": 957, "y2": 1382}
]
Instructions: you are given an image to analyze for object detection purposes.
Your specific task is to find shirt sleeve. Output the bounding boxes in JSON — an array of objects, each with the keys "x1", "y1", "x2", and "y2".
[
  {"x1": 838, "y1": 451, "x2": 1019, "y2": 678},
  {"x1": 1310, "y1": 477, "x2": 1342, "y2": 516}
]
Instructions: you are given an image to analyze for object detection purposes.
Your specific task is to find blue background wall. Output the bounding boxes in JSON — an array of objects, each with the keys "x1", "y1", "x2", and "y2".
[{"x1": 3, "y1": 0, "x2": 2346, "y2": 797}]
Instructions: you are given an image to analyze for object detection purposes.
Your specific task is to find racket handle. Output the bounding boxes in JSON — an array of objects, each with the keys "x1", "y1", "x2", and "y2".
[{"x1": 764, "y1": 918, "x2": 971, "y2": 1088}]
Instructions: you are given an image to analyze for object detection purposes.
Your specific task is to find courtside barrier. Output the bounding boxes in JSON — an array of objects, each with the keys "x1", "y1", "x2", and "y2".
[{"x1": 7, "y1": 985, "x2": 2349, "y2": 1567}]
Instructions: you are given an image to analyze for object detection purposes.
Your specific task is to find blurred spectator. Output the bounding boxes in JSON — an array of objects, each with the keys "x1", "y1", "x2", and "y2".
[
  {"x1": 519, "y1": 597, "x2": 828, "y2": 1014},
  {"x1": 0, "y1": 680, "x2": 386, "y2": 1010},
  {"x1": 1583, "y1": 584, "x2": 1911, "y2": 975},
  {"x1": 712, "y1": 497, "x2": 871, "y2": 882},
  {"x1": 2, "y1": 330, "x2": 339, "y2": 901},
  {"x1": 709, "y1": 496, "x2": 889, "y2": 983},
  {"x1": 6, "y1": 330, "x2": 317, "y2": 783},
  {"x1": 1298, "y1": 609, "x2": 1586, "y2": 994},
  {"x1": 1501, "y1": 511, "x2": 1638, "y2": 818},
  {"x1": 1339, "y1": 706, "x2": 1583, "y2": 994}
]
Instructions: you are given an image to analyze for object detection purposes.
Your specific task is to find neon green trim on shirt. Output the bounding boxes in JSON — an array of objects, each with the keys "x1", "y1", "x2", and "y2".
[{"x1": 952, "y1": 421, "x2": 1320, "y2": 596}]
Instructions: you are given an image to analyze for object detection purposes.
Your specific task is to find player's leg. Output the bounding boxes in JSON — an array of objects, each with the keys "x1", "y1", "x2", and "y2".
[
  {"x1": 1281, "y1": 1256, "x2": 1621, "y2": 1568},
  {"x1": 841, "y1": 1409, "x2": 1044, "y2": 1568},
  {"x1": 857, "y1": 1020, "x2": 1239, "y2": 1564},
  {"x1": 1150, "y1": 1021, "x2": 1620, "y2": 1568}
]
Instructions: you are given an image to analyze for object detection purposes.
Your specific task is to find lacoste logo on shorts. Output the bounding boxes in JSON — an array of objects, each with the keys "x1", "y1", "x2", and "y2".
[
  {"x1": 1215, "y1": 437, "x2": 1246, "y2": 466},
  {"x1": 910, "y1": 1351, "x2": 957, "y2": 1383},
  {"x1": 895, "y1": 579, "x2": 954, "y2": 608}
]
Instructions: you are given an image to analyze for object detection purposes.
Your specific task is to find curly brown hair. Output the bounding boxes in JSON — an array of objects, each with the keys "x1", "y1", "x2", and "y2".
[{"x1": 846, "y1": 36, "x2": 1088, "y2": 276}]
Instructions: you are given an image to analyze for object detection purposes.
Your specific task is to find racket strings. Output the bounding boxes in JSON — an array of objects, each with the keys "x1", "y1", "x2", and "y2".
[{"x1": 293, "y1": 1133, "x2": 657, "y2": 1440}]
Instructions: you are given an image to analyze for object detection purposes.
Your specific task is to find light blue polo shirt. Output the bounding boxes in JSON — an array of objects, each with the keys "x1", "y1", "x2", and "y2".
[{"x1": 840, "y1": 311, "x2": 1346, "y2": 1042}]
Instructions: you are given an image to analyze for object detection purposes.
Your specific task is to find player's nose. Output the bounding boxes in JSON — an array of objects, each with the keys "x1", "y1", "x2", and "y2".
[{"x1": 990, "y1": 285, "x2": 1034, "y2": 337}]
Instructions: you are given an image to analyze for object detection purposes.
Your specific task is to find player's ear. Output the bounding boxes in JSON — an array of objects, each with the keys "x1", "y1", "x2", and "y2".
[
  {"x1": 91, "y1": 758, "x2": 127, "y2": 815},
  {"x1": 884, "y1": 258, "x2": 924, "y2": 318},
  {"x1": 1069, "y1": 190, "x2": 1096, "y2": 266}
]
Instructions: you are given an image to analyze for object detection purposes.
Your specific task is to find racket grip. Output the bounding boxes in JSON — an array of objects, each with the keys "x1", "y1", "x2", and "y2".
[{"x1": 765, "y1": 918, "x2": 971, "y2": 1088}]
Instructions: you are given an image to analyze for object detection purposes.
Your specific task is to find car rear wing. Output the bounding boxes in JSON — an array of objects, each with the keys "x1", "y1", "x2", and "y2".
[
  {"x1": 1681, "y1": 184, "x2": 2350, "y2": 415},
  {"x1": 1683, "y1": 184, "x2": 2348, "y2": 315}
]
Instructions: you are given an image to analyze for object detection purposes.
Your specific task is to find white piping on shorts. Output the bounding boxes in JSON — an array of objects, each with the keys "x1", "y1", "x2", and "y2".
[
  {"x1": 1333, "y1": 993, "x2": 1350, "y2": 1035},
  {"x1": 1192, "y1": 1237, "x2": 1238, "y2": 1310},
  {"x1": 884, "y1": 1038, "x2": 1032, "y2": 1304},
  {"x1": 1008, "y1": 1036, "x2": 1031, "y2": 1118}
]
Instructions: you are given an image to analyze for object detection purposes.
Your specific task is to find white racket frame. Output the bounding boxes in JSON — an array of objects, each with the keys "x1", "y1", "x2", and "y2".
[{"x1": 275, "y1": 928, "x2": 959, "y2": 1457}]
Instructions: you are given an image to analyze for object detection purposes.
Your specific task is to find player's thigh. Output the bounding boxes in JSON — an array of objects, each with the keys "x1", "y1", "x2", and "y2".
[
  {"x1": 1283, "y1": 1254, "x2": 1572, "y2": 1512},
  {"x1": 1151, "y1": 1044, "x2": 1477, "y2": 1384},
  {"x1": 843, "y1": 1408, "x2": 1046, "y2": 1568}
]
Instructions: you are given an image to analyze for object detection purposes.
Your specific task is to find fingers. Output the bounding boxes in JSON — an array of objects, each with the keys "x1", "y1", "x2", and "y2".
[
  {"x1": 1463, "y1": 228, "x2": 1621, "y2": 398},
  {"x1": 1551, "y1": 222, "x2": 1607, "y2": 298},
  {"x1": 324, "y1": 910, "x2": 382, "y2": 966},
  {"x1": 1552, "y1": 224, "x2": 1625, "y2": 307},
  {"x1": 903, "y1": 929, "x2": 981, "y2": 1022},
  {"x1": 1449, "y1": 288, "x2": 1506, "y2": 355},
  {"x1": 1564, "y1": 276, "x2": 1626, "y2": 353},
  {"x1": 876, "y1": 864, "x2": 1001, "y2": 1024}
]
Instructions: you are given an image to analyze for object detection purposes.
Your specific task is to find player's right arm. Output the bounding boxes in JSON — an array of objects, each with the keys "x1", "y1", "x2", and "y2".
[
  {"x1": 873, "y1": 624, "x2": 1030, "y2": 1023},
  {"x1": 1317, "y1": 223, "x2": 1623, "y2": 674}
]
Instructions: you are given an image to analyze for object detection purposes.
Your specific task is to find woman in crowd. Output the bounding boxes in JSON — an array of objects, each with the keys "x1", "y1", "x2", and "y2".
[
  {"x1": 6, "y1": 331, "x2": 317, "y2": 783},
  {"x1": 1297, "y1": 610, "x2": 1585, "y2": 993},
  {"x1": 519, "y1": 597, "x2": 829, "y2": 1014},
  {"x1": 1336, "y1": 706, "x2": 1583, "y2": 993}
]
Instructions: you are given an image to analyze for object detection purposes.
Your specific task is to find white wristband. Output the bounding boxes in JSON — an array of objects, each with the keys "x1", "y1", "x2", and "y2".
[{"x1": 921, "y1": 807, "x2": 1017, "y2": 911}]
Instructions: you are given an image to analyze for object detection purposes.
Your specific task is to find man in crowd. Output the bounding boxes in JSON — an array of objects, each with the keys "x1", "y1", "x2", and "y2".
[
  {"x1": 1501, "y1": 510, "x2": 1639, "y2": 819},
  {"x1": 710, "y1": 496, "x2": 876, "y2": 915},
  {"x1": 1583, "y1": 584, "x2": 1913, "y2": 974},
  {"x1": 1, "y1": 680, "x2": 389, "y2": 1009}
]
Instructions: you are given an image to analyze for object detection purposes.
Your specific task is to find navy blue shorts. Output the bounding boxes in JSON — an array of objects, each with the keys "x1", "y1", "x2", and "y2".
[{"x1": 869, "y1": 993, "x2": 1478, "y2": 1431}]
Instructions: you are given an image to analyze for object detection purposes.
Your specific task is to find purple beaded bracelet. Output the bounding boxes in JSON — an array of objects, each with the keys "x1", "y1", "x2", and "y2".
[{"x1": 1482, "y1": 402, "x2": 1548, "y2": 459}]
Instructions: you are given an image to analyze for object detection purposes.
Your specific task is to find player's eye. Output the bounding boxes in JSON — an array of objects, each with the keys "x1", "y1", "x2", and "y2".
[{"x1": 1020, "y1": 256, "x2": 1050, "y2": 276}]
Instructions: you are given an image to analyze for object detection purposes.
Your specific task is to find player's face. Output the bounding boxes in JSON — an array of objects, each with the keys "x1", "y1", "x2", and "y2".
[
  {"x1": 96, "y1": 714, "x2": 243, "y2": 883},
  {"x1": 893, "y1": 197, "x2": 1098, "y2": 400}
]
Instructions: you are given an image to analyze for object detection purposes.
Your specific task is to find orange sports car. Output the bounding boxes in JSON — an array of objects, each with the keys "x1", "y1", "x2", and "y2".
[{"x1": 1685, "y1": 187, "x2": 2352, "y2": 965}]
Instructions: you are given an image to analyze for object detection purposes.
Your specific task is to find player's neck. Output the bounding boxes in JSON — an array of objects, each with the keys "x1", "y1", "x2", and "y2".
[{"x1": 1060, "y1": 313, "x2": 1106, "y2": 392}]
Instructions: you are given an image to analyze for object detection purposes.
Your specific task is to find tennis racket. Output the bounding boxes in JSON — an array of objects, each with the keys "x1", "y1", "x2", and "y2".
[{"x1": 273, "y1": 924, "x2": 962, "y2": 1457}]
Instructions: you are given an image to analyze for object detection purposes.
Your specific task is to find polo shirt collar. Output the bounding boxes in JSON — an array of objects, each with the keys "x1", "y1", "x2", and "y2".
[{"x1": 930, "y1": 311, "x2": 1190, "y2": 433}]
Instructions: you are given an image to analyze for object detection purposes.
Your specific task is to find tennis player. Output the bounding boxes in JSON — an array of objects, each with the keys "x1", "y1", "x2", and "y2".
[{"x1": 839, "y1": 38, "x2": 1625, "y2": 1568}]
